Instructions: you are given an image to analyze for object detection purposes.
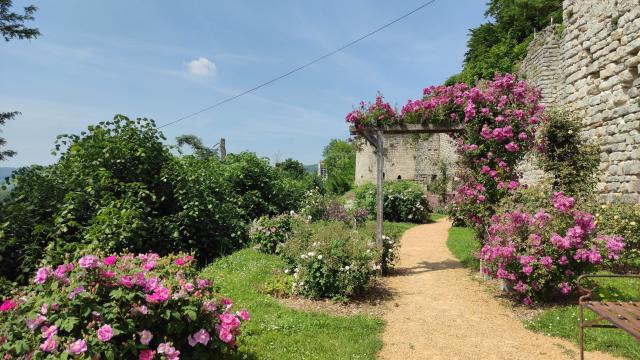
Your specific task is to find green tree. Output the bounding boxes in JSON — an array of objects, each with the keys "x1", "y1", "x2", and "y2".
[
  {"x1": 322, "y1": 139, "x2": 355, "y2": 194},
  {"x1": 0, "y1": 0, "x2": 39, "y2": 41},
  {"x1": 275, "y1": 158, "x2": 306, "y2": 179},
  {"x1": 0, "y1": 111, "x2": 18, "y2": 160},
  {"x1": 446, "y1": 0, "x2": 562, "y2": 85},
  {"x1": 176, "y1": 134, "x2": 218, "y2": 160},
  {"x1": 1, "y1": 0, "x2": 40, "y2": 160}
]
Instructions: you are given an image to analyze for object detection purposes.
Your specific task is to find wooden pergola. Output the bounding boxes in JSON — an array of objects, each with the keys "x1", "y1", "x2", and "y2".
[{"x1": 349, "y1": 123, "x2": 463, "y2": 246}]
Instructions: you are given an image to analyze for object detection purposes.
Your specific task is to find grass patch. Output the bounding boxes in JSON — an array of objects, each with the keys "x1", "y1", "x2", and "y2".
[
  {"x1": 427, "y1": 213, "x2": 447, "y2": 222},
  {"x1": 446, "y1": 226, "x2": 480, "y2": 270},
  {"x1": 201, "y1": 248, "x2": 384, "y2": 360},
  {"x1": 526, "y1": 276, "x2": 640, "y2": 359}
]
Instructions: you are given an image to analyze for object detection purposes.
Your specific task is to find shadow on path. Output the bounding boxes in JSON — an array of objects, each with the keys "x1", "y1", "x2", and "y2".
[{"x1": 391, "y1": 259, "x2": 463, "y2": 277}]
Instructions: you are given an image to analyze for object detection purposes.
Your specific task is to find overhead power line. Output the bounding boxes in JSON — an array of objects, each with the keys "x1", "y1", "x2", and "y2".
[{"x1": 158, "y1": 0, "x2": 438, "y2": 129}]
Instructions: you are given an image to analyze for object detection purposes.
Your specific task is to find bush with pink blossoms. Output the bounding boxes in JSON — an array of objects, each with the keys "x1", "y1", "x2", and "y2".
[
  {"x1": 345, "y1": 94, "x2": 399, "y2": 131},
  {"x1": 0, "y1": 252, "x2": 249, "y2": 359},
  {"x1": 480, "y1": 192, "x2": 625, "y2": 303}
]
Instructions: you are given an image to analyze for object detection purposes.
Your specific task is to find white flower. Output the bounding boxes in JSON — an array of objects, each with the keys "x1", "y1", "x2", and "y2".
[
  {"x1": 631, "y1": 221, "x2": 637, "y2": 226},
  {"x1": 293, "y1": 273, "x2": 299, "y2": 279},
  {"x1": 308, "y1": 252, "x2": 315, "y2": 257},
  {"x1": 301, "y1": 254, "x2": 307, "y2": 259},
  {"x1": 345, "y1": 266, "x2": 350, "y2": 271},
  {"x1": 284, "y1": 269, "x2": 290, "y2": 274},
  {"x1": 317, "y1": 255, "x2": 323, "y2": 260}
]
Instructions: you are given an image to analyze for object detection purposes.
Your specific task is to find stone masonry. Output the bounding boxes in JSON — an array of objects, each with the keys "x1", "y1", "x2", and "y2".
[
  {"x1": 519, "y1": 0, "x2": 640, "y2": 202},
  {"x1": 354, "y1": 133, "x2": 458, "y2": 189}
]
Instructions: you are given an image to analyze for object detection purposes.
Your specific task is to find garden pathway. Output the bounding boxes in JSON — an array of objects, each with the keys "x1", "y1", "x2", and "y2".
[{"x1": 378, "y1": 218, "x2": 621, "y2": 360}]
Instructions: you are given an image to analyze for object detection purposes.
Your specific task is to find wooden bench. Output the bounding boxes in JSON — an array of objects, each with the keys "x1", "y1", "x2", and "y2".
[{"x1": 577, "y1": 274, "x2": 640, "y2": 360}]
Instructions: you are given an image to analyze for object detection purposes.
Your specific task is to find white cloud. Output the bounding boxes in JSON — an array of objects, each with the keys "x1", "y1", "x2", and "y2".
[{"x1": 186, "y1": 57, "x2": 216, "y2": 76}]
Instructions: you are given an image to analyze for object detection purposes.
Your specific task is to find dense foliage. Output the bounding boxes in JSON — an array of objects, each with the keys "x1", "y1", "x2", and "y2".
[
  {"x1": 322, "y1": 139, "x2": 356, "y2": 195},
  {"x1": 249, "y1": 214, "x2": 293, "y2": 254},
  {"x1": 446, "y1": 0, "x2": 562, "y2": 85},
  {"x1": 355, "y1": 181, "x2": 429, "y2": 223},
  {"x1": 280, "y1": 220, "x2": 398, "y2": 300},
  {"x1": 594, "y1": 202, "x2": 640, "y2": 273},
  {"x1": 537, "y1": 110, "x2": 600, "y2": 199},
  {"x1": 481, "y1": 192, "x2": 624, "y2": 303},
  {"x1": 0, "y1": 252, "x2": 249, "y2": 359},
  {"x1": 0, "y1": 115, "x2": 309, "y2": 290}
]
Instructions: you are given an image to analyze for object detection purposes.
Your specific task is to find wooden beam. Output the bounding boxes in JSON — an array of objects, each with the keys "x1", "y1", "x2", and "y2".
[
  {"x1": 349, "y1": 123, "x2": 463, "y2": 135},
  {"x1": 375, "y1": 128, "x2": 384, "y2": 248}
]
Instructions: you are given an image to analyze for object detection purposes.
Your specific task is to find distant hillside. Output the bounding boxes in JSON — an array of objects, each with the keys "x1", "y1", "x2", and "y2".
[
  {"x1": 0, "y1": 167, "x2": 15, "y2": 180},
  {"x1": 304, "y1": 164, "x2": 317, "y2": 175}
]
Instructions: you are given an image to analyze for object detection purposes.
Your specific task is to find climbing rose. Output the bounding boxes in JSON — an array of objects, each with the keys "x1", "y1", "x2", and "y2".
[
  {"x1": 103, "y1": 256, "x2": 117, "y2": 266},
  {"x1": 34, "y1": 267, "x2": 51, "y2": 284},
  {"x1": 139, "y1": 350, "x2": 154, "y2": 360},
  {"x1": 193, "y1": 329, "x2": 210, "y2": 346},
  {"x1": 139, "y1": 330, "x2": 153, "y2": 345},
  {"x1": 68, "y1": 339, "x2": 87, "y2": 354},
  {"x1": 78, "y1": 255, "x2": 99, "y2": 269},
  {"x1": 97, "y1": 324, "x2": 113, "y2": 342},
  {"x1": 39, "y1": 336, "x2": 57, "y2": 353},
  {"x1": 0, "y1": 299, "x2": 17, "y2": 312}
]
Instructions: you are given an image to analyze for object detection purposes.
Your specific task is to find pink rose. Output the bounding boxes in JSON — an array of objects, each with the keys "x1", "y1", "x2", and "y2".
[
  {"x1": 236, "y1": 309, "x2": 250, "y2": 321},
  {"x1": 78, "y1": 255, "x2": 99, "y2": 269},
  {"x1": 103, "y1": 255, "x2": 117, "y2": 266},
  {"x1": 0, "y1": 299, "x2": 17, "y2": 312},
  {"x1": 41, "y1": 325, "x2": 58, "y2": 338},
  {"x1": 218, "y1": 327, "x2": 234, "y2": 344},
  {"x1": 34, "y1": 267, "x2": 51, "y2": 284},
  {"x1": 139, "y1": 330, "x2": 153, "y2": 345},
  {"x1": 97, "y1": 324, "x2": 113, "y2": 342},
  {"x1": 39, "y1": 336, "x2": 57, "y2": 353},
  {"x1": 68, "y1": 339, "x2": 87, "y2": 354},
  {"x1": 120, "y1": 275, "x2": 134, "y2": 288},
  {"x1": 193, "y1": 329, "x2": 210, "y2": 346},
  {"x1": 139, "y1": 349, "x2": 154, "y2": 360},
  {"x1": 26, "y1": 314, "x2": 47, "y2": 331}
]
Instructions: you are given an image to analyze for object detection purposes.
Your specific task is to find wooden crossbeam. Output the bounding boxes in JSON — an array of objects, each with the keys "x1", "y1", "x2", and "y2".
[{"x1": 349, "y1": 123, "x2": 463, "y2": 135}]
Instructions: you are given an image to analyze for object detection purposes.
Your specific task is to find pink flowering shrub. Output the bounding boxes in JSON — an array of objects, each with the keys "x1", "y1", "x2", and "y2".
[
  {"x1": 480, "y1": 192, "x2": 625, "y2": 303},
  {"x1": 345, "y1": 94, "x2": 399, "y2": 131},
  {"x1": 0, "y1": 253, "x2": 249, "y2": 359}
]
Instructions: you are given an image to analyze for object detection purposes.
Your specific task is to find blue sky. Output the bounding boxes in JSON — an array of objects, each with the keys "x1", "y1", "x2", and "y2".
[{"x1": 1, "y1": 0, "x2": 486, "y2": 167}]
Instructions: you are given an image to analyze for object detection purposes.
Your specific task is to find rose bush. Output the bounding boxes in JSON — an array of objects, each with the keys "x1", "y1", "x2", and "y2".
[
  {"x1": 249, "y1": 214, "x2": 293, "y2": 254},
  {"x1": 480, "y1": 192, "x2": 625, "y2": 303},
  {"x1": 0, "y1": 252, "x2": 249, "y2": 359},
  {"x1": 280, "y1": 221, "x2": 384, "y2": 300}
]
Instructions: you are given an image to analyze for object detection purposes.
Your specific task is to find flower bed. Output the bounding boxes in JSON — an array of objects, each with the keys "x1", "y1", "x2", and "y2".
[
  {"x1": 0, "y1": 253, "x2": 249, "y2": 359},
  {"x1": 480, "y1": 192, "x2": 625, "y2": 303}
]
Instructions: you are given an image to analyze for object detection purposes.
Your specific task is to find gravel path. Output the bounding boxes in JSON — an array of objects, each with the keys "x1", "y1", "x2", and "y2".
[{"x1": 378, "y1": 219, "x2": 621, "y2": 360}]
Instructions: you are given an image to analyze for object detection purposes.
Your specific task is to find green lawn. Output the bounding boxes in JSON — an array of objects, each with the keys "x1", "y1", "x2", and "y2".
[
  {"x1": 446, "y1": 226, "x2": 640, "y2": 359},
  {"x1": 201, "y1": 248, "x2": 384, "y2": 360},
  {"x1": 446, "y1": 226, "x2": 480, "y2": 270}
]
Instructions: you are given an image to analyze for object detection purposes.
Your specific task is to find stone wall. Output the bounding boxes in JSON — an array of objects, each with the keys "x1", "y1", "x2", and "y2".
[
  {"x1": 354, "y1": 133, "x2": 458, "y2": 189},
  {"x1": 519, "y1": 0, "x2": 640, "y2": 201}
]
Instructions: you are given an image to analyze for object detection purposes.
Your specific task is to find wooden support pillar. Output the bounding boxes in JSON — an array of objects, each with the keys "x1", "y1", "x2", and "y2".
[
  {"x1": 375, "y1": 129, "x2": 384, "y2": 247},
  {"x1": 220, "y1": 138, "x2": 226, "y2": 160}
]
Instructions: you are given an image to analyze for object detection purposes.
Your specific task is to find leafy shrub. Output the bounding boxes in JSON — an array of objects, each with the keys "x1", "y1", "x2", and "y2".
[
  {"x1": 536, "y1": 110, "x2": 600, "y2": 199},
  {"x1": 322, "y1": 200, "x2": 350, "y2": 223},
  {"x1": 355, "y1": 181, "x2": 430, "y2": 223},
  {"x1": 281, "y1": 221, "x2": 380, "y2": 299},
  {"x1": 350, "y1": 207, "x2": 369, "y2": 226},
  {"x1": 0, "y1": 252, "x2": 249, "y2": 359},
  {"x1": 249, "y1": 215, "x2": 293, "y2": 254},
  {"x1": 593, "y1": 202, "x2": 640, "y2": 273},
  {"x1": 0, "y1": 115, "x2": 308, "y2": 290},
  {"x1": 480, "y1": 192, "x2": 625, "y2": 303},
  {"x1": 299, "y1": 188, "x2": 329, "y2": 222}
]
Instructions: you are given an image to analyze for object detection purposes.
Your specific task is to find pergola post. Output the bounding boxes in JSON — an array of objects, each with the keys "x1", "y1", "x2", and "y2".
[{"x1": 375, "y1": 128, "x2": 384, "y2": 247}]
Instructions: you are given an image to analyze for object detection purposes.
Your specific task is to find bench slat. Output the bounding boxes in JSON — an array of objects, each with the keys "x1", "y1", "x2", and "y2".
[{"x1": 585, "y1": 302, "x2": 640, "y2": 340}]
